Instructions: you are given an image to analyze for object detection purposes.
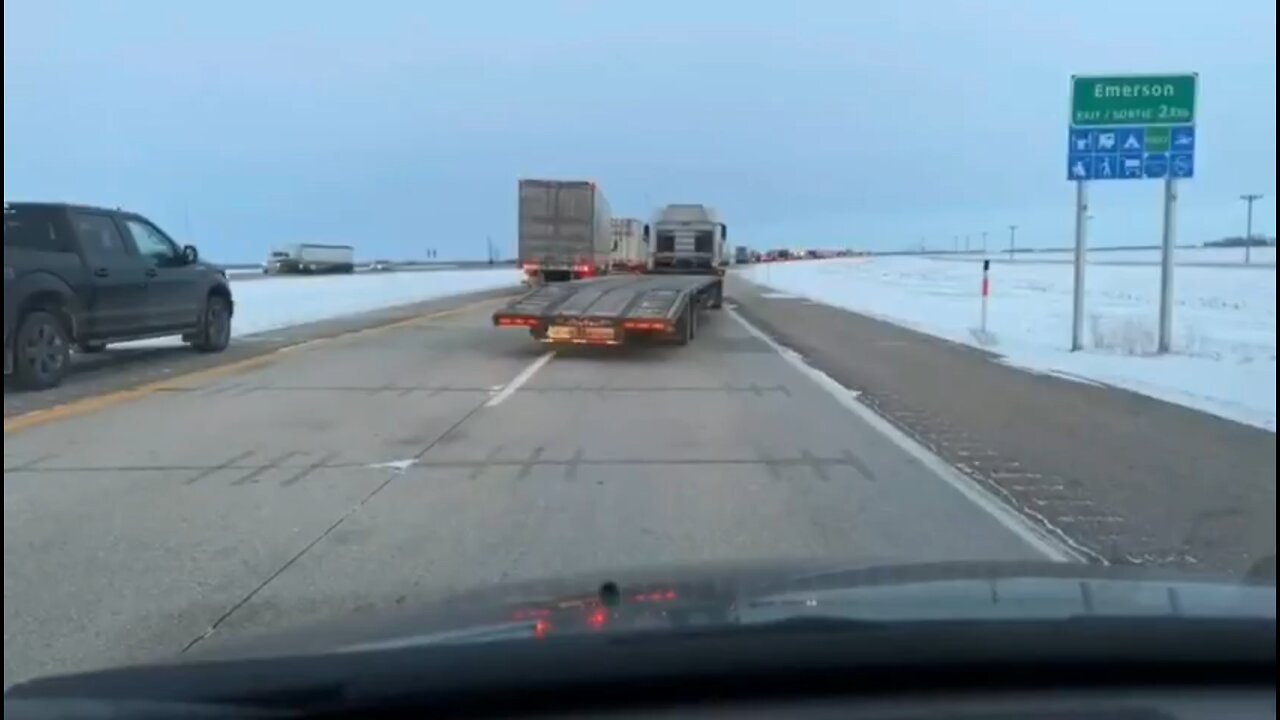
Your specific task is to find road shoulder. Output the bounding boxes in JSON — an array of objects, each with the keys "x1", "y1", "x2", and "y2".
[{"x1": 728, "y1": 275, "x2": 1275, "y2": 575}]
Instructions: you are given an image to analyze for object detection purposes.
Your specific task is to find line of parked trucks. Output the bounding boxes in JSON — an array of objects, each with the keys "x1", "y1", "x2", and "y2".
[
  {"x1": 516, "y1": 178, "x2": 730, "y2": 286},
  {"x1": 495, "y1": 178, "x2": 730, "y2": 347}
]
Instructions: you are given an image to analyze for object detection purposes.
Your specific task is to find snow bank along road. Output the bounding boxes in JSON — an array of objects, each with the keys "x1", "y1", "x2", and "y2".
[{"x1": 4, "y1": 274, "x2": 1274, "y2": 688}]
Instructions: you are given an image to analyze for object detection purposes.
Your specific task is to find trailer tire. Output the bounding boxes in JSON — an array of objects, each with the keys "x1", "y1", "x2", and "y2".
[{"x1": 673, "y1": 305, "x2": 693, "y2": 346}]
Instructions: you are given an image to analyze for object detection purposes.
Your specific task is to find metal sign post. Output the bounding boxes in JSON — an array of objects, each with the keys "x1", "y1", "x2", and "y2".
[
  {"x1": 1072, "y1": 181, "x2": 1089, "y2": 351},
  {"x1": 980, "y1": 259, "x2": 991, "y2": 335},
  {"x1": 1067, "y1": 72, "x2": 1197, "y2": 354},
  {"x1": 1158, "y1": 178, "x2": 1178, "y2": 353}
]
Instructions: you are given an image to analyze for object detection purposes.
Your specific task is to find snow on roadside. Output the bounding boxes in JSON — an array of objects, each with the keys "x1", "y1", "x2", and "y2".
[
  {"x1": 124, "y1": 269, "x2": 519, "y2": 348},
  {"x1": 938, "y1": 246, "x2": 1275, "y2": 266},
  {"x1": 741, "y1": 257, "x2": 1276, "y2": 431},
  {"x1": 226, "y1": 269, "x2": 519, "y2": 335}
]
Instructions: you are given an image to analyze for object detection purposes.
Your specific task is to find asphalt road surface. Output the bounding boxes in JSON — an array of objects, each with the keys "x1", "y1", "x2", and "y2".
[{"x1": 4, "y1": 275, "x2": 1273, "y2": 688}]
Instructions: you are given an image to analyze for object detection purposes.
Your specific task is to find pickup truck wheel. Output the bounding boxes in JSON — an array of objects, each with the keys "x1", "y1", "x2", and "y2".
[
  {"x1": 191, "y1": 295, "x2": 232, "y2": 352},
  {"x1": 14, "y1": 310, "x2": 71, "y2": 389}
]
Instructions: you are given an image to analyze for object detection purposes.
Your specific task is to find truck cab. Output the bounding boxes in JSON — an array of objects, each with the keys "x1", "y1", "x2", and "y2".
[{"x1": 645, "y1": 205, "x2": 727, "y2": 275}]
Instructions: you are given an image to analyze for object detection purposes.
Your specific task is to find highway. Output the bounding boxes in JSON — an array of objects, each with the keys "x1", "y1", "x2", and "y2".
[{"x1": 4, "y1": 275, "x2": 1274, "y2": 687}]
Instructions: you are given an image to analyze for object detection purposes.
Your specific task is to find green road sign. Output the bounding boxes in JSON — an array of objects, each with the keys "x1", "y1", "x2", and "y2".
[{"x1": 1071, "y1": 74, "x2": 1197, "y2": 126}]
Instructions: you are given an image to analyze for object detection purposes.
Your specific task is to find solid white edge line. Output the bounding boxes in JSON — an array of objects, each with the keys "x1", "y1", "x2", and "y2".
[
  {"x1": 727, "y1": 306, "x2": 1087, "y2": 564},
  {"x1": 486, "y1": 351, "x2": 555, "y2": 407}
]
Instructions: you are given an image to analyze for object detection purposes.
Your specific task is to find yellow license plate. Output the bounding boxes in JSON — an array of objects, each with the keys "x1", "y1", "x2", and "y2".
[
  {"x1": 547, "y1": 326, "x2": 578, "y2": 340},
  {"x1": 583, "y1": 327, "x2": 617, "y2": 342}
]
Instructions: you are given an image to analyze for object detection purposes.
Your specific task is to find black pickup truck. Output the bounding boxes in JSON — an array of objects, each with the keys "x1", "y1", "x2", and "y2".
[{"x1": 4, "y1": 202, "x2": 233, "y2": 389}]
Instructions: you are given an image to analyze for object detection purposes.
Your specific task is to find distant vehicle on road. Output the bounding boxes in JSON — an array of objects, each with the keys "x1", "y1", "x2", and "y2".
[
  {"x1": 496, "y1": 202, "x2": 726, "y2": 347},
  {"x1": 265, "y1": 243, "x2": 355, "y2": 274},
  {"x1": 368, "y1": 259, "x2": 394, "y2": 272},
  {"x1": 4, "y1": 202, "x2": 233, "y2": 389},
  {"x1": 646, "y1": 204, "x2": 728, "y2": 273},
  {"x1": 734, "y1": 245, "x2": 752, "y2": 264},
  {"x1": 610, "y1": 217, "x2": 648, "y2": 273},
  {"x1": 518, "y1": 179, "x2": 612, "y2": 285}
]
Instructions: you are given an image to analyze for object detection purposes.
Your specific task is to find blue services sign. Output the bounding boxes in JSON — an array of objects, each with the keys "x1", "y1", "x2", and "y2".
[{"x1": 1067, "y1": 74, "x2": 1197, "y2": 181}]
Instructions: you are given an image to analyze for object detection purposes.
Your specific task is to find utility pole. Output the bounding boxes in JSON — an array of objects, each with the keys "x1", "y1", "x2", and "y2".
[
  {"x1": 953, "y1": 235, "x2": 959, "y2": 253},
  {"x1": 1007, "y1": 225, "x2": 1018, "y2": 260},
  {"x1": 964, "y1": 234, "x2": 971, "y2": 252},
  {"x1": 981, "y1": 230, "x2": 988, "y2": 255},
  {"x1": 1240, "y1": 193, "x2": 1263, "y2": 265}
]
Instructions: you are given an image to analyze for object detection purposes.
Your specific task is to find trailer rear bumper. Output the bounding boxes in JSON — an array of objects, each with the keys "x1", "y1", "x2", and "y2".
[
  {"x1": 493, "y1": 274, "x2": 716, "y2": 346},
  {"x1": 493, "y1": 314, "x2": 678, "y2": 346}
]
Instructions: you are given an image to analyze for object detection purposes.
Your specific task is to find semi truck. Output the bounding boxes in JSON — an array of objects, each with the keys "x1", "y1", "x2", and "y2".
[
  {"x1": 518, "y1": 179, "x2": 612, "y2": 285},
  {"x1": 610, "y1": 217, "x2": 648, "y2": 272},
  {"x1": 494, "y1": 202, "x2": 726, "y2": 347},
  {"x1": 264, "y1": 244, "x2": 355, "y2": 274},
  {"x1": 646, "y1": 204, "x2": 728, "y2": 274}
]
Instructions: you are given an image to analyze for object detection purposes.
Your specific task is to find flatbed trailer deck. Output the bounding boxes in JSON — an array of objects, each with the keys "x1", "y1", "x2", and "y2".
[{"x1": 493, "y1": 274, "x2": 723, "y2": 346}]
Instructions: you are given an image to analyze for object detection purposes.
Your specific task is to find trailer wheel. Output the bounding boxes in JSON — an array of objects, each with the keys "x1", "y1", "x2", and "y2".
[{"x1": 673, "y1": 305, "x2": 693, "y2": 346}]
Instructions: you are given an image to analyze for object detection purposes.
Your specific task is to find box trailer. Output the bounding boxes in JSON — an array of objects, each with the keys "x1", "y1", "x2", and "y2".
[
  {"x1": 610, "y1": 217, "x2": 648, "y2": 272},
  {"x1": 518, "y1": 179, "x2": 612, "y2": 285}
]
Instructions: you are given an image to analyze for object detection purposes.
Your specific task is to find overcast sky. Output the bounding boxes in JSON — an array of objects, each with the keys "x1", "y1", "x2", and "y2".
[{"x1": 5, "y1": 0, "x2": 1276, "y2": 261}]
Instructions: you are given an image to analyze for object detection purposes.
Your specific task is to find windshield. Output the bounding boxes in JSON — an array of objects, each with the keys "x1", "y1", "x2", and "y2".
[{"x1": 2, "y1": 0, "x2": 1274, "y2": 691}]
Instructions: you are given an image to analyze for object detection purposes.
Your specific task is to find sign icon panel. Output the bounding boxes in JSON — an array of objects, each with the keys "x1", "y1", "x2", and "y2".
[
  {"x1": 1094, "y1": 155, "x2": 1116, "y2": 179},
  {"x1": 1144, "y1": 153, "x2": 1170, "y2": 179},
  {"x1": 1120, "y1": 154, "x2": 1144, "y2": 178},
  {"x1": 1171, "y1": 126, "x2": 1195, "y2": 151},
  {"x1": 1170, "y1": 152, "x2": 1194, "y2": 178},
  {"x1": 1069, "y1": 128, "x2": 1093, "y2": 153},
  {"x1": 1068, "y1": 154, "x2": 1092, "y2": 180}
]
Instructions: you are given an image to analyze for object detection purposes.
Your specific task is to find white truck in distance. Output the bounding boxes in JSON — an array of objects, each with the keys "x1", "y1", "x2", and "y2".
[
  {"x1": 645, "y1": 204, "x2": 728, "y2": 274},
  {"x1": 610, "y1": 217, "x2": 648, "y2": 273},
  {"x1": 265, "y1": 244, "x2": 356, "y2": 274}
]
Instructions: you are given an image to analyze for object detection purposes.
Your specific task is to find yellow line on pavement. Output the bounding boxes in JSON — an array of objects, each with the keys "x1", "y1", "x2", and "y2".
[{"x1": 3, "y1": 298, "x2": 500, "y2": 435}]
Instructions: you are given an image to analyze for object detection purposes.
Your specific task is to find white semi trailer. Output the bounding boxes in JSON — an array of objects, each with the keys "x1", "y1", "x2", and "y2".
[{"x1": 265, "y1": 244, "x2": 355, "y2": 274}]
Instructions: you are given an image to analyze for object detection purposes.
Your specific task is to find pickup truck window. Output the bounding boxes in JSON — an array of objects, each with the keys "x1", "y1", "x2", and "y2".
[
  {"x1": 3, "y1": 207, "x2": 70, "y2": 253},
  {"x1": 122, "y1": 218, "x2": 180, "y2": 264},
  {"x1": 69, "y1": 212, "x2": 131, "y2": 259}
]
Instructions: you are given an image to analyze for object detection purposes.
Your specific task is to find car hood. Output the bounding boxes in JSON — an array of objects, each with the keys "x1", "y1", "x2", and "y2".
[{"x1": 186, "y1": 557, "x2": 1276, "y2": 662}]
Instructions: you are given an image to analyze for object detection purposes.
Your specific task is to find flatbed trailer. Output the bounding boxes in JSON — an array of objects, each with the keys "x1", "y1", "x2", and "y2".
[{"x1": 493, "y1": 274, "x2": 723, "y2": 346}]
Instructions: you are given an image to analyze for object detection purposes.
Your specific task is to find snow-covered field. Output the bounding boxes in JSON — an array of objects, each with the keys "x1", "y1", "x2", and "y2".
[
  {"x1": 943, "y1": 246, "x2": 1275, "y2": 266},
  {"x1": 125, "y1": 268, "x2": 520, "y2": 347},
  {"x1": 742, "y1": 257, "x2": 1276, "y2": 431}
]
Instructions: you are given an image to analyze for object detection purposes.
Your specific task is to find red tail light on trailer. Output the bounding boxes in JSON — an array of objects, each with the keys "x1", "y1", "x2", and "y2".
[{"x1": 496, "y1": 316, "x2": 540, "y2": 327}]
